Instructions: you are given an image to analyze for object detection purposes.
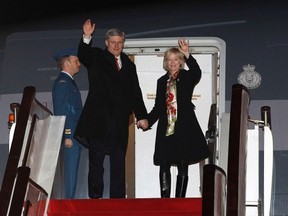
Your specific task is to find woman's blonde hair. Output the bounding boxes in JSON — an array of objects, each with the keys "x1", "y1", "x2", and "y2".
[{"x1": 163, "y1": 47, "x2": 185, "y2": 71}]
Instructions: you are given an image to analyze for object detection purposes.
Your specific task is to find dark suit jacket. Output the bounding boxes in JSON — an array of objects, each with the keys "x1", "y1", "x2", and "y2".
[
  {"x1": 74, "y1": 38, "x2": 147, "y2": 151},
  {"x1": 52, "y1": 72, "x2": 83, "y2": 142},
  {"x1": 147, "y1": 55, "x2": 210, "y2": 165}
]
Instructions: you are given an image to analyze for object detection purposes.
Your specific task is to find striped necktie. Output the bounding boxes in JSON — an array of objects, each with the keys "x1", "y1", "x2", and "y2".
[{"x1": 115, "y1": 58, "x2": 120, "y2": 71}]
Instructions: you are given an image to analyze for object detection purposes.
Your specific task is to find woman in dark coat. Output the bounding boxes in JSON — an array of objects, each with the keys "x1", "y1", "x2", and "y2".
[{"x1": 147, "y1": 38, "x2": 210, "y2": 198}]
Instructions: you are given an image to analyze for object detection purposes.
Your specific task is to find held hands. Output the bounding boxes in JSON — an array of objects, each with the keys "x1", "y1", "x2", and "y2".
[
  {"x1": 178, "y1": 38, "x2": 190, "y2": 58},
  {"x1": 136, "y1": 119, "x2": 149, "y2": 131},
  {"x1": 83, "y1": 19, "x2": 95, "y2": 38}
]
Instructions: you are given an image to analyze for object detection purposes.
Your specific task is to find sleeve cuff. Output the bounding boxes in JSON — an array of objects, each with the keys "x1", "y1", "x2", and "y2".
[{"x1": 83, "y1": 34, "x2": 92, "y2": 44}]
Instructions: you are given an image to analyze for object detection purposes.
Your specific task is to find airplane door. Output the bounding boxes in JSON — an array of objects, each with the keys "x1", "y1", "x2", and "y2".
[{"x1": 123, "y1": 37, "x2": 225, "y2": 198}]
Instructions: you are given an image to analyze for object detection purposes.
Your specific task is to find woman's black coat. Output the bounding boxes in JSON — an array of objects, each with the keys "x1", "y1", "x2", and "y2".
[{"x1": 147, "y1": 55, "x2": 210, "y2": 165}]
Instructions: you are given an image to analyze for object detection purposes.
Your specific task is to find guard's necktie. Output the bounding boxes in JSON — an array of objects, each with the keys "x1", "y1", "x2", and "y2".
[
  {"x1": 72, "y1": 79, "x2": 79, "y2": 90},
  {"x1": 115, "y1": 57, "x2": 120, "y2": 71}
]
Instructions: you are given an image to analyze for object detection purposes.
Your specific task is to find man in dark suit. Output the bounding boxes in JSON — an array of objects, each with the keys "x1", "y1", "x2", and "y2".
[
  {"x1": 52, "y1": 48, "x2": 83, "y2": 199},
  {"x1": 74, "y1": 19, "x2": 148, "y2": 199}
]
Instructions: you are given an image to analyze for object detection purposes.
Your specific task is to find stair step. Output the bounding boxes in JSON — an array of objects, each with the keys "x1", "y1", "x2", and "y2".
[{"x1": 47, "y1": 198, "x2": 202, "y2": 215}]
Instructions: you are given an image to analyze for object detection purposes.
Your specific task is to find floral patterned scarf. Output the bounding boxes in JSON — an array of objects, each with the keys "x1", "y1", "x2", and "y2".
[{"x1": 166, "y1": 77, "x2": 177, "y2": 136}]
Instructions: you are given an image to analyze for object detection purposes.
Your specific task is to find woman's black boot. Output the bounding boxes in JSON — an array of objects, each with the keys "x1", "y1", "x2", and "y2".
[
  {"x1": 175, "y1": 175, "x2": 188, "y2": 198},
  {"x1": 160, "y1": 171, "x2": 171, "y2": 198}
]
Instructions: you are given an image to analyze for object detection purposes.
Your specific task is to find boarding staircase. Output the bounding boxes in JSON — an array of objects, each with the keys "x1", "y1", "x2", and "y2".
[{"x1": 0, "y1": 84, "x2": 273, "y2": 216}]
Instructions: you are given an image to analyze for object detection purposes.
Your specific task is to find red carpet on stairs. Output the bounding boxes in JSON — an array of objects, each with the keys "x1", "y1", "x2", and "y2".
[{"x1": 47, "y1": 198, "x2": 202, "y2": 216}]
